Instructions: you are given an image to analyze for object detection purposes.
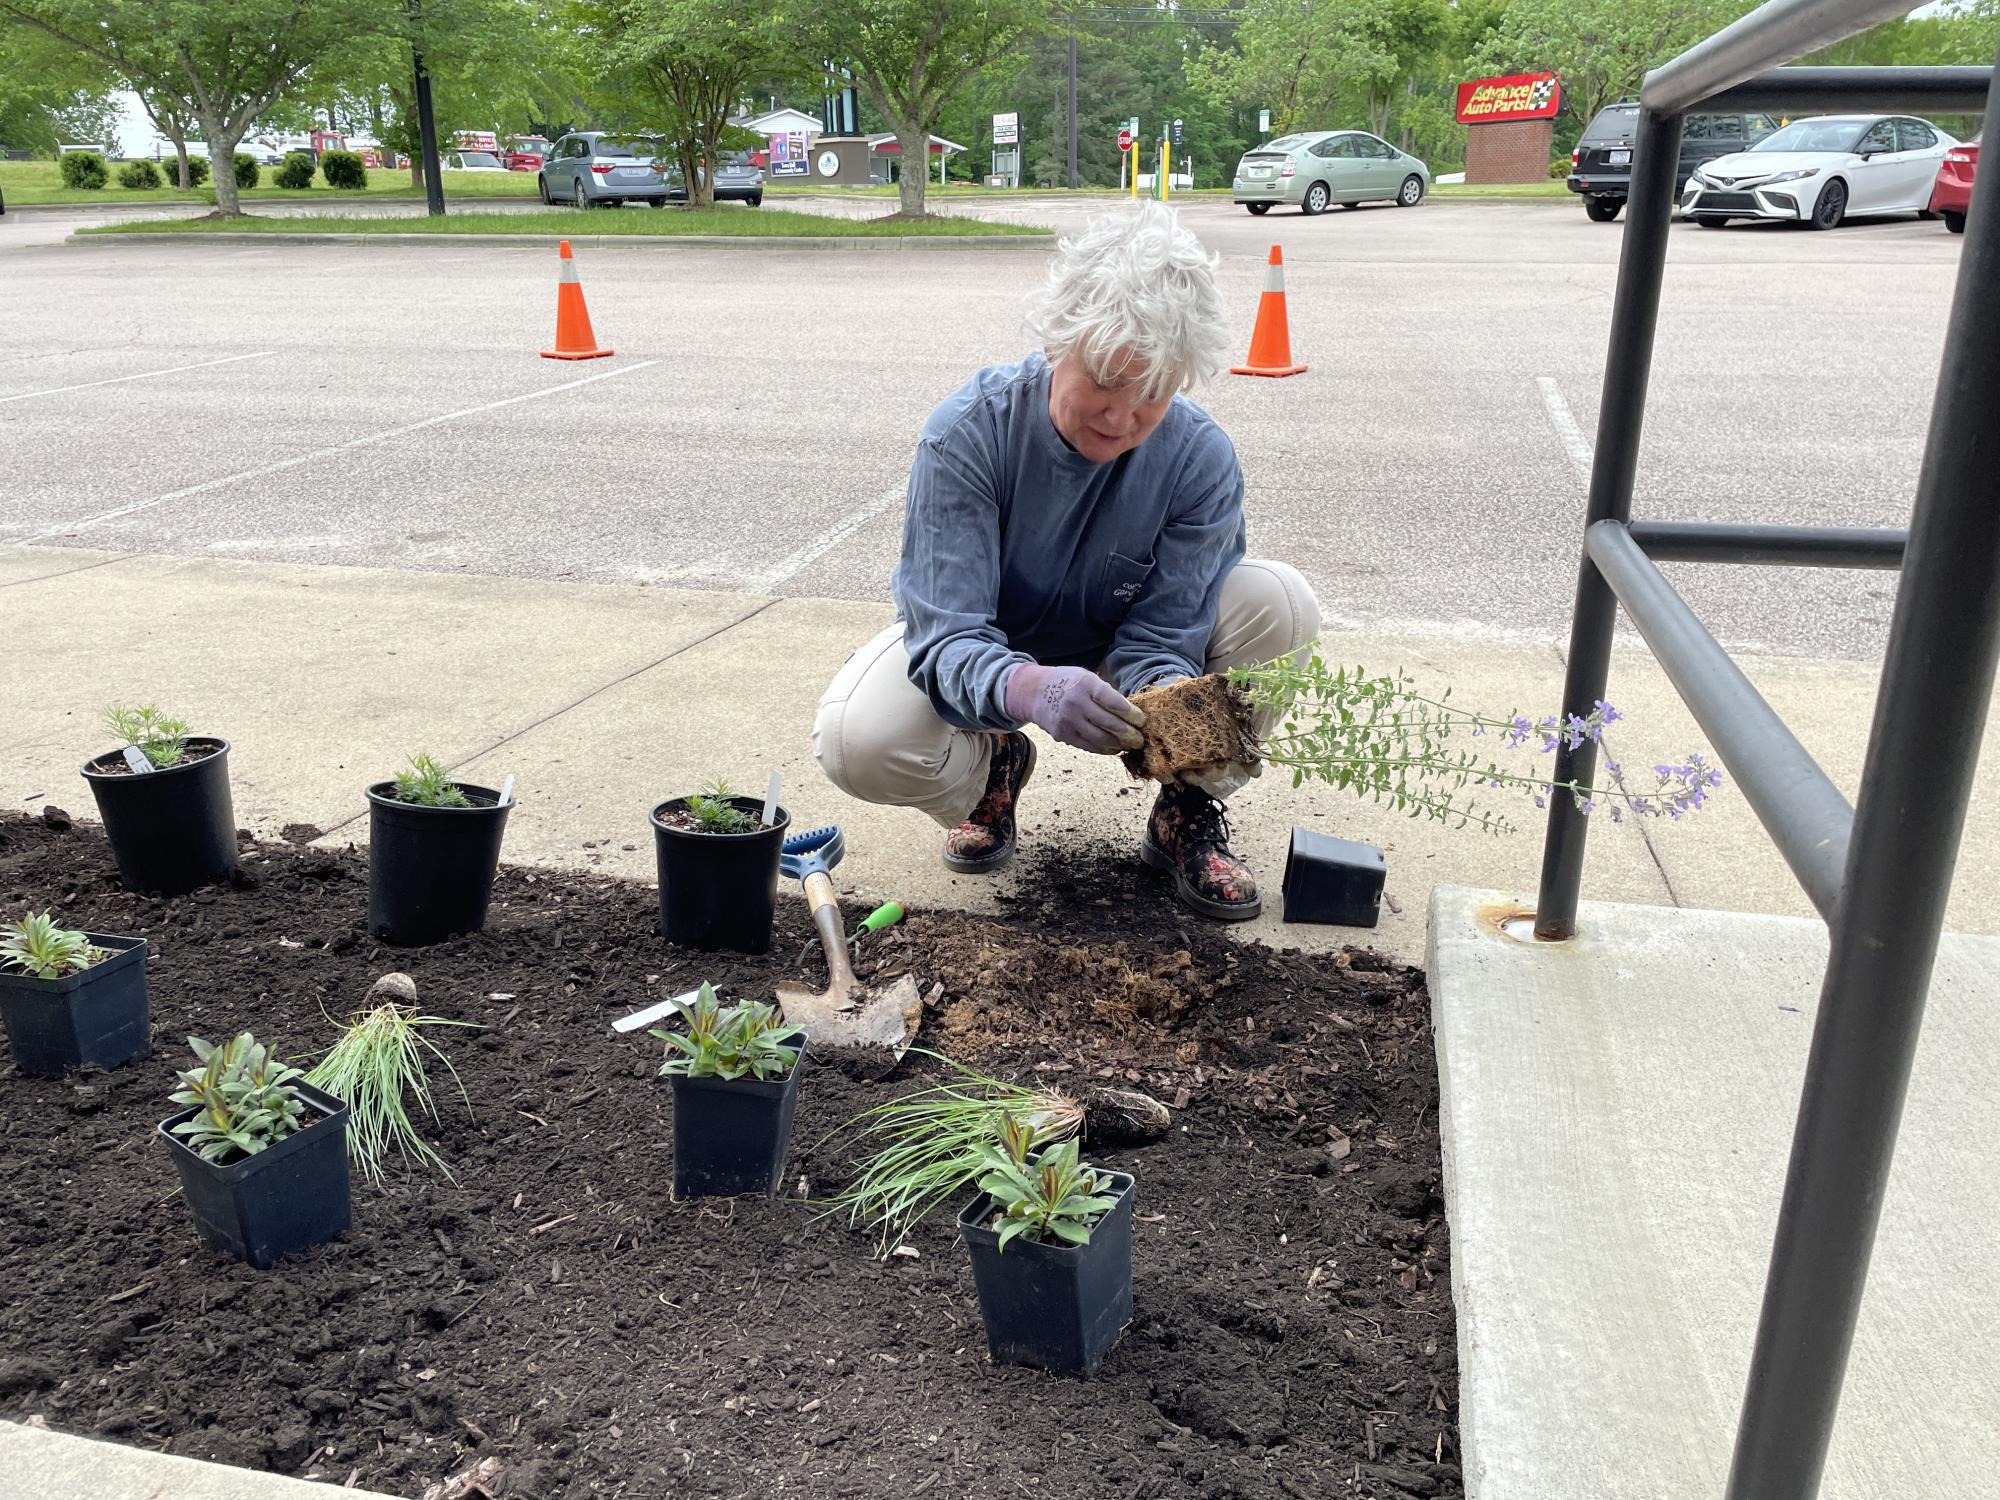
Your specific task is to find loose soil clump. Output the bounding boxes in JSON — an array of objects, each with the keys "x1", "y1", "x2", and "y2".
[
  {"x1": 1123, "y1": 674, "x2": 1260, "y2": 783},
  {"x1": 0, "y1": 813, "x2": 1458, "y2": 1499}
]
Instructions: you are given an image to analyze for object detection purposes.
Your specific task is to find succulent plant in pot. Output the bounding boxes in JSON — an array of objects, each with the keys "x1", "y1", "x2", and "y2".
[
  {"x1": 649, "y1": 982, "x2": 805, "y2": 1199},
  {"x1": 365, "y1": 753, "x2": 513, "y2": 946},
  {"x1": 157, "y1": 1032, "x2": 352, "y2": 1268},
  {"x1": 0, "y1": 911, "x2": 151, "y2": 1076},
  {"x1": 650, "y1": 778, "x2": 790, "y2": 953},
  {"x1": 80, "y1": 705, "x2": 237, "y2": 894},
  {"x1": 957, "y1": 1115, "x2": 1135, "y2": 1377}
]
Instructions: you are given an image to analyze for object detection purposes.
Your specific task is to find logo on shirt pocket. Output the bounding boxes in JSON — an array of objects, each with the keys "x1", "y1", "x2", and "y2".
[{"x1": 1097, "y1": 551, "x2": 1155, "y2": 622}]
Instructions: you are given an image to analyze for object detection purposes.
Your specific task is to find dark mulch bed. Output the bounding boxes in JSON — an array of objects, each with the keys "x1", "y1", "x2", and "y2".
[{"x1": 0, "y1": 811, "x2": 1458, "y2": 1499}]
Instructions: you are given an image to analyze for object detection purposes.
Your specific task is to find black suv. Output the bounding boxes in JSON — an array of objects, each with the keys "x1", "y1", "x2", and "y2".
[{"x1": 1567, "y1": 102, "x2": 1779, "y2": 221}]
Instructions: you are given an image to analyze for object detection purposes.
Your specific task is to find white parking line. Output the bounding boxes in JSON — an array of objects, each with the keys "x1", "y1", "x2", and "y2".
[
  {"x1": 28, "y1": 360, "x2": 661, "y2": 542},
  {"x1": 755, "y1": 480, "x2": 906, "y2": 590},
  {"x1": 0, "y1": 351, "x2": 274, "y2": 406},
  {"x1": 1535, "y1": 375, "x2": 1595, "y2": 487}
]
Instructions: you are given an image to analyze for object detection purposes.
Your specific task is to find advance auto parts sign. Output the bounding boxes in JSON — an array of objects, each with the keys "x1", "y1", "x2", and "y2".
[{"x1": 1456, "y1": 72, "x2": 1561, "y2": 125}]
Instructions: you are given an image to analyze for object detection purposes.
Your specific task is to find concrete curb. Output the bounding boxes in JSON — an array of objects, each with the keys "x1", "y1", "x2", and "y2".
[
  {"x1": 0, "y1": 1421, "x2": 404, "y2": 1499},
  {"x1": 64, "y1": 228, "x2": 1054, "y2": 250}
]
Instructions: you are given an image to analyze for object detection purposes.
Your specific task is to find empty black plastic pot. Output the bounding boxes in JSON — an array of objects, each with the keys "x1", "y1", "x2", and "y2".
[
  {"x1": 80, "y1": 738, "x2": 236, "y2": 895},
  {"x1": 159, "y1": 1080, "x2": 352, "y2": 1269},
  {"x1": 958, "y1": 1170, "x2": 1136, "y2": 1377},
  {"x1": 669, "y1": 1045, "x2": 805, "y2": 1199},
  {"x1": 1281, "y1": 827, "x2": 1387, "y2": 928},
  {"x1": 365, "y1": 781, "x2": 510, "y2": 946},
  {"x1": 651, "y1": 797, "x2": 790, "y2": 953},
  {"x1": 0, "y1": 933, "x2": 150, "y2": 1077}
]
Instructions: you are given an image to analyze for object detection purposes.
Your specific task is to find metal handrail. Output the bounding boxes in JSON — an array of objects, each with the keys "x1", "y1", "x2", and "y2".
[{"x1": 1641, "y1": 0, "x2": 1915, "y2": 114}]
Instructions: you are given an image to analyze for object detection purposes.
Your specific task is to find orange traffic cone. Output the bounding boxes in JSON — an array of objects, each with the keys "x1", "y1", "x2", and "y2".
[
  {"x1": 541, "y1": 240, "x2": 612, "y2": 360},
  {"x1": 1230, "y1": 245, "x2": 1306, "y2": 378}
]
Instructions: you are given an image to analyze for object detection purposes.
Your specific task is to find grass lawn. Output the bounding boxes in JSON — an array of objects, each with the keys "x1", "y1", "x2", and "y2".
[
  {"x1": 1432, "y1": 180, "x2": 1573, "y2": 198},
  {"x1": 77, "y1": 206, "x2": 1050, "y2": 238},
  {"x1": 0, "y1": 159, "x2": 539, "y2": 206}
]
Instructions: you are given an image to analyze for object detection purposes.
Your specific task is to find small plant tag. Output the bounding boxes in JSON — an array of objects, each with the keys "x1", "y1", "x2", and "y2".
[
  {"x1": 498, "y1": 774, "x2": 515, "y2": 808},
  {"x1": 761, "y1": 770, "x2": 782, "y2": 828},
  {"x1": 122, "y1": 745, "x2": 153, "y2": 775},
  {"x1": 611, "y1": 986, "x2": 707, "y2": 1035}
]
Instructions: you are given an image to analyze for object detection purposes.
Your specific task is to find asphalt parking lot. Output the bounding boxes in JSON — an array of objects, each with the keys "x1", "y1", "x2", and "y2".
[{"x1": 0, "y1": 195, "x2": 1967, "y2": 660}]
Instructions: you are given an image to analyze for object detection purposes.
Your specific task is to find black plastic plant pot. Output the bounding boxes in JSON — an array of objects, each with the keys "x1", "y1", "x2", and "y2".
[
  {"x1": 365, "y1": 781, "x2": 511, "y2": 947},
  {"x1": 0, "y1": 934, "x2": 150, "y2": 1077},
  {"x1": 158, "y1": 1080, "x2": 352, "y2": 1269},
  {"x1": 958, "y1": 1169, "x2": 1136, "y2": 1378},
  {"x1": 669, "y1": 1046, "x2": 805, "y2": 1199},
  {"x1": 1281, "y1": 827, "x2": 1387, "y2": 928},
  {"x1": 80, "y1": 737, "x2": 236, "y2": 895},
  {"x1": 651, "y1": 797, "x2": 790, "y2": 954}
]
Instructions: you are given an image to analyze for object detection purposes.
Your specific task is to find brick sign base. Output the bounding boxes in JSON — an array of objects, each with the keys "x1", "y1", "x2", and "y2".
[{"x1": 1466, "y1": 118, "x2": 1556, "y2": 185}]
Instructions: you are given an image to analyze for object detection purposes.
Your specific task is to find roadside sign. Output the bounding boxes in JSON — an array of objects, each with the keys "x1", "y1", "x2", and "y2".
[
  {"x1": 1118, "y1": 127, "x2": 1133, "y2": 153},
  {"x1": 1259, "y1": 108, "x2": 1271, "y2": 134},
  {"x1": 1171, "y1": 118, "x2": 1183, "y2": 147},
  {"x1": 993, "y1": 111, "x2": 1019, "y2": 146}
]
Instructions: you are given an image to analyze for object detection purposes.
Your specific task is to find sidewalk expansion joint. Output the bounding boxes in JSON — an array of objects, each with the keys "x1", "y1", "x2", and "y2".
[{"x1": 0, "y1": 552, "x2": 139, "y2": 589}]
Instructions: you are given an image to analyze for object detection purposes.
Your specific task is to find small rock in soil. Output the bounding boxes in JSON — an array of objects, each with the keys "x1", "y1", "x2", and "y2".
[
  {"x1": 40, "y1": 805, "x2": 71, "y2": 831},
  {"x1": 0, "y1": 1357, "x2": 57, "y2": 1397}
]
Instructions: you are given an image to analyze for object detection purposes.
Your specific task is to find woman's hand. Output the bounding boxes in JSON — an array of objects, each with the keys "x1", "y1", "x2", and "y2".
[{"x1": 1004, "y1": 664, "x2": 1146, "y2": 755}]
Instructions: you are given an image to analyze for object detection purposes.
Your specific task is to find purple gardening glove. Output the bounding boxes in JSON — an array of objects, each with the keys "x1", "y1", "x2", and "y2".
[{"x1": 1004, "y1": 664, "x2": 1146, "y2": 755}]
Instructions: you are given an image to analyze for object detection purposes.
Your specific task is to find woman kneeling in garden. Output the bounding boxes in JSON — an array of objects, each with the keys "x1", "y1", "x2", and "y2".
[{"x1": 813, "y1": 202, "x2": 1319, "y2": 922}]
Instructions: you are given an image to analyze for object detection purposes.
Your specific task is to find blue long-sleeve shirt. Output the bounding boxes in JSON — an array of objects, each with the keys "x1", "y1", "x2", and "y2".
[{"x1": 891, "y1": 354, "x2": 1247, "y2": 731}]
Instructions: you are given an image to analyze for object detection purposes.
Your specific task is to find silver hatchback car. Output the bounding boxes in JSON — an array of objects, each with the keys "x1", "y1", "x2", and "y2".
[
  {"x1": 539, "y1": 132, "x2": 669, "y2": 208},
  {"x1": 1233, "y1": 131, "x2": 1431, "y2": 216}
]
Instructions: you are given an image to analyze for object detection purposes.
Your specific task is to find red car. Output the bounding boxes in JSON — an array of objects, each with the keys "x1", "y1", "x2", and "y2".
[
  {"x1": 502, "y1": 136, "x2": 550, "y2": 173},
  {"x1": 1929, "y1": 135, "x2": 1978, "y2": 234}
]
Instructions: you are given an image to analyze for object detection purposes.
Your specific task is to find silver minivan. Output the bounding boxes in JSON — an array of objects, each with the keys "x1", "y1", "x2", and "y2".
[
  {"x1": 1233, "y1": 131, "x2": 1431, "y2": 216},
  {"x1": 539, "y1": 132, "x2": 669, "y2": 208}
]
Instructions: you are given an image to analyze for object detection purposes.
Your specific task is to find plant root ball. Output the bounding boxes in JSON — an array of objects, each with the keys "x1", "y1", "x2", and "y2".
[
  {"x1": 368, "y1": 972, "x2": 419, "y2": 1006},
  {"x1": 1080, "y1": 1085, "x2": 1172, "y2": 1147},
  {"x1": 1120, "y1": 675, "x2": 1260, "y2": 784}
]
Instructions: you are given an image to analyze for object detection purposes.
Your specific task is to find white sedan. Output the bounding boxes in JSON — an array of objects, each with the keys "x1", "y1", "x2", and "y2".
[{"x1": 1681, "y1": 114, "x2": 1956, "y2": 229}]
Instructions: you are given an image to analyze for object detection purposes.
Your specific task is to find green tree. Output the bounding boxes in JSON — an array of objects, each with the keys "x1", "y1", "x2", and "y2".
[
  {"x1": 0, "y1": 0, "x2": 389, "y2": 213},
  {"x1": 0, "y1": 22, "x2": 117, "y2": 156},
  {"x1": 576, "y1": 0, "x2": 797, "y2": 208},
  {"x1": 787, "y1": 0, "x2": 1052, "y2": 215}
]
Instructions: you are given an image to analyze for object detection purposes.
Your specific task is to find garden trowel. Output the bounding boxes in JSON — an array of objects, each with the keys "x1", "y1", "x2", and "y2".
[{"x1": 775, "y1": 825, "x2": 923, "y2": 1063}]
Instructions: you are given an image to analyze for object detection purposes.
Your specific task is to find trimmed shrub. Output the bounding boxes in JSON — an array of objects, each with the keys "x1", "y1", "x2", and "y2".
[
  {"x1": 1550, "y1": 156, "x2": 1573, "y2": 180},
  {"x1": 59, "y1": 151, "x2": 108, "y2": 190},
  {"x1": 163, "y1": 153, "x2": 211, "y2": 188},
  {"x1": 234, "y1": 153, "x2": 260, "y2": 189},
  {"x1": 274, "y1": 151, "x2": 317, "y2": 189},
  {"x1": 117, "y1": 159, "x2": 163, "y2": 190},
  {"x1": 320, "y1": 149, "x2": 366, "y2": 189}
]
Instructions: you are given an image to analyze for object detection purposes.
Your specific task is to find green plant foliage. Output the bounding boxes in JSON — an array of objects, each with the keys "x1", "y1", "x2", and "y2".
[
  {"x1": 975, "y1": 1128, "x2": 1120, "y2": 1252},
  {"x1": 58, "y1": 151, "x2": 107, "y2": 189},
  {"x1": 116, "y1": 158, "x2": 162, "y2": 189},
  {"x1": 391, "y1": 753, "x2": 472, "y2": 808},
  {"x1": 168, "y1": 1032, "x2": 309, "y2": 1164},
  {"x1": 682, "y1": 779, "x2": 758, "y2": 834},
  {"x1": 105, "y1": 704, "x2": 191, "y2": 768},
  {"x1": 319, "y1": 148, "x2": 366, "y2": 188},
  {"x1": 306, "y1": 1000, "x2": 476, "y2": 1185},
  {"x1": 0, "y1": 911, "x2": 103, "y2": 979},
  {"x1": 274, "y1": 150, "x2": 317, "y2": 188},
  {"x1": 818, "y1": 1050, "x2": 1084, "y2": 1254},
  {"x1": 234, "y1": 152, "x2": 260, "y2": 189},
  {"x1": 650, "y1": 982, "x2": 802, "y2": 1081}
]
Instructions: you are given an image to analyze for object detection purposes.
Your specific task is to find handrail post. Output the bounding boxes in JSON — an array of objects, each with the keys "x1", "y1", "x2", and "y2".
[
  {"x1": 1533, "y1": 107, "x2": 1683, "y2": 940},
  {"x1": 1723, "y1": 40, "x2": 2000, "y2": 1500}
]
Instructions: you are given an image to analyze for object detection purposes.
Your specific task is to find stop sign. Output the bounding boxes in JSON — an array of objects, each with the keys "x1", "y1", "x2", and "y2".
[{"x1": 1118, "y1": 128, "x2": 1133, "y2": 153}]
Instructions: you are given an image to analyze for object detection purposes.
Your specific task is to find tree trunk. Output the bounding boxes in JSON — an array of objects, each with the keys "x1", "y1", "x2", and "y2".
[
  {"x1": 198, "y1": 109, "x2": 243, "y2": 215},
  {"x1": 171, "y1": 135, "x2": 190, "y2": 190},
  {"x1": 410, "y1": 157, "x2": 424, "y2": 191},
  {"x1": 896, "y1": 125, "x2": 929, "y2": 216}
]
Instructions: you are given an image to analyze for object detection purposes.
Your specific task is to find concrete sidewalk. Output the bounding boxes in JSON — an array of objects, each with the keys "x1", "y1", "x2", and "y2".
[
  {"x1": 10, "y1": 544, "x2": 2000, "y2": 963},
  {"x1": 0, "y1": 1420, "x2": 401, "y2": 1498}
]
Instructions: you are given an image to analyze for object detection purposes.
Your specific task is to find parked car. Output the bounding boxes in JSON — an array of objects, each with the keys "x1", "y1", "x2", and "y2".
[
  {"x1": 539, "y1": 132, "x2": 669, "y2": 208},
  {"x1": 502, "y1": 136, "x2": 550, "y2": 172},
  {"x1": 444, "y1": 150, "x2": 509, "y2": 172},
  {"x1": 1232, "y1": 130, "x2": 1430, "y2": 216},
  {"x1": 663, "y1": 150, "x2": 766, "y2": 206},
  {"x1": 1681, "y1": 114, "x2": 1957, "y2": 229},
  {"x1": 1929, "y1": 134, "x2": 1979, "y2": 234},
  {"x1": 1567, "y1": 101, "x2": 1780, "y2": 221}
]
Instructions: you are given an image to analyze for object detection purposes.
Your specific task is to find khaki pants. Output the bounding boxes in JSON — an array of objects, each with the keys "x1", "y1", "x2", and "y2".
[{"x1": 813, "y1": 559, "x2": 1321, "y2": 828}]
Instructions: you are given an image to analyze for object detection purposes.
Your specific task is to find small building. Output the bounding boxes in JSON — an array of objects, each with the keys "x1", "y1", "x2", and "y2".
[
  {"x1": 866, "y1": 131, "x2": 967, "y2": 186},
  {"x1": 1455, "y1": 72, "x2": 1563, "y2": 184}
]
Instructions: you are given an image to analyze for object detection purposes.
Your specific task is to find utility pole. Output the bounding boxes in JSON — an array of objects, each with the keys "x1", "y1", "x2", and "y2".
[
  {"x1": 409, "y1": 0, "x2": 444, "y2": 216},
  {"x1": 1066, "y1": 23, "x2": 1078, "y2": 189}
]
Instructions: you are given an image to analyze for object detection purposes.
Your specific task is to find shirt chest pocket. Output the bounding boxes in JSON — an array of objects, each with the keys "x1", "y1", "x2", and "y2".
[{"x1": 1091, "y1": 551, "x2": 1156, "y2": 625}]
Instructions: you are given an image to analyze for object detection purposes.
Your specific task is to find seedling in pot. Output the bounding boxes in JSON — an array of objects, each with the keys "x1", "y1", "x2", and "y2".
[
  {"x1": 976, "y1": 1118, "x2": 1121, "y2": 1251},
  {"x1": 306, "y1": 975, "x2": 477, "y2": 1185},
  {"x1": 682, "y1": 780, "x2": 761, "y2": 835},
  {"x1": 392, "y1": 752, "x2": 473, "y2": 808},
  {"x1": 106, "y1": 705, "x2": 190, "y2": 770},
  {"x1": 651, "y1": 983, "x2": 801, "y2": 1080},
  {"x1": 168, "y1": 1032, "x2": 310, "y2": 1163},
  {"x1": 1, "y1": 911, "x2": 106, "y2": 978}
]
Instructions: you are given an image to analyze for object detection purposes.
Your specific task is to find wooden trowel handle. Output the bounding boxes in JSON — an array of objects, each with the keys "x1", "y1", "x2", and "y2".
[{"x1": 802, "y1": 870, "x2": 857, "y2": 988}]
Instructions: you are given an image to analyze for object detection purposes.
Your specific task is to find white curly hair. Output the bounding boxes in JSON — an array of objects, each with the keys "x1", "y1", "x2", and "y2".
[{"x1": 1024, "y1": 201, "x2": 1231, "y2": 402}]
